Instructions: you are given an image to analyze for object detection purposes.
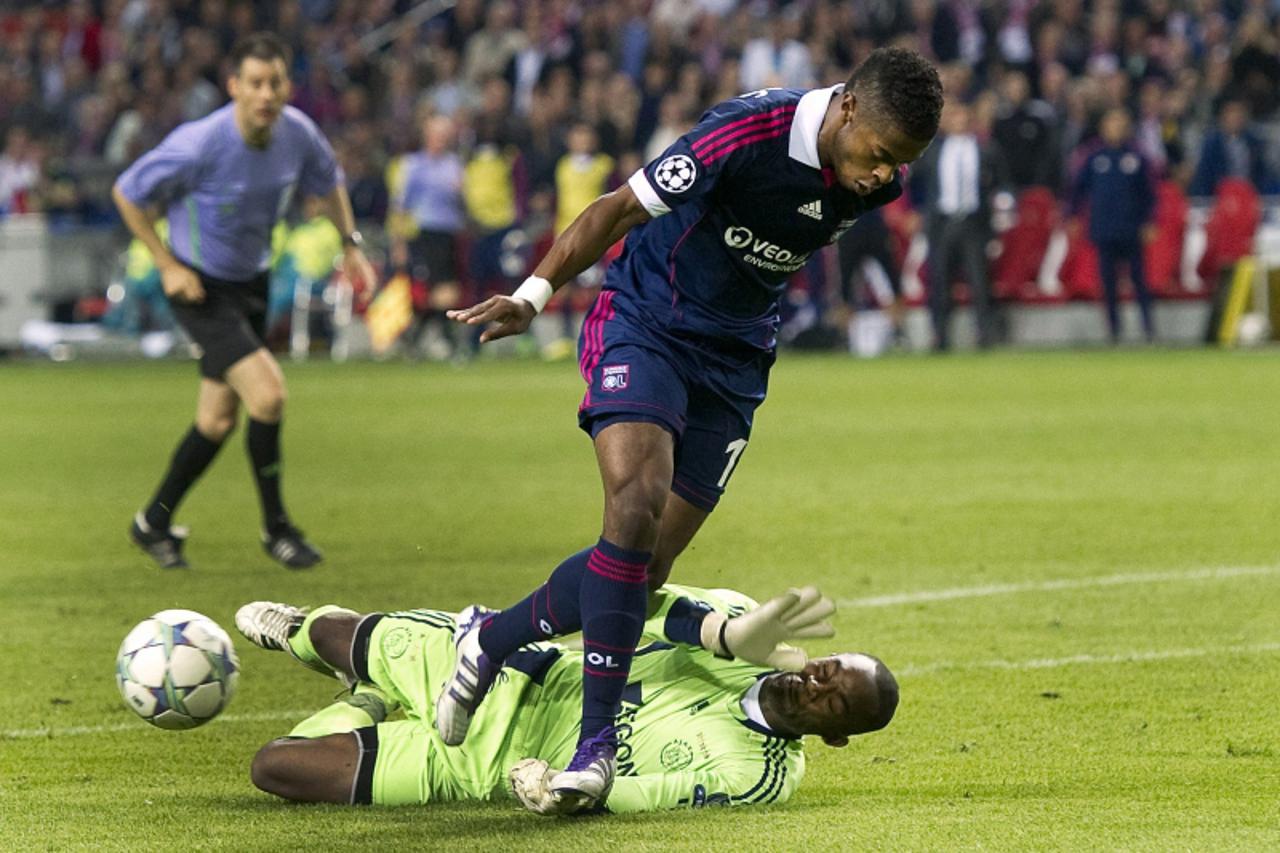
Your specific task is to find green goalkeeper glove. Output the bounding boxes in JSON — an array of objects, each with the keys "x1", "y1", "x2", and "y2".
[{"x1": 699, "y1": 585, "x2": 835, "y2": 671}]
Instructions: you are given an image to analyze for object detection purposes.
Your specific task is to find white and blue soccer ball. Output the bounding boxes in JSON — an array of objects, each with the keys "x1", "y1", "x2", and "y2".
[{"x1": 116, "y1": 609, "x2": 240, "y2": 730}]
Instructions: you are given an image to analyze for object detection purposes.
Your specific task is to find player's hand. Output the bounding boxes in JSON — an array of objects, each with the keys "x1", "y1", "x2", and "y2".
[
  {"x1": 702, "y1": 586, "x2": 836, "y2": 671},
  {"x1": 342, "y1": 246, "x2": 377, "y2": 293},
  {"x1": 447, "y1": 295, "x2": 536, "y2": 343},
  {"x1": 159, "y1": 263, "x2": 205, "y2": 304},
  {"x1": 509, "y1": 758, "x2": 567, "y2": 815}
]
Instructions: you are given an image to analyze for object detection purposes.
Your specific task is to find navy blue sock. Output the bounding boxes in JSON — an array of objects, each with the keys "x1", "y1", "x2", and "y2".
[
  {"x1": 478, "y1": 547, "x2": 592, "y2": 660},
  {"x1": 661, "y1": 596, "x2": 716, "y2": 647},
  {"x1": 579, "y1": 538, "x2": 649, "y2": 744}
]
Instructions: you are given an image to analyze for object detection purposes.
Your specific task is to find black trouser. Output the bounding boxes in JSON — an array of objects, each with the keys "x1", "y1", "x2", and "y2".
[
  {"x1": 837, "y1": 213, "x2": 899, "y2": 305},
  {"x1": 1095, "y1": 238, "x2": 1154, "y2": 341},
  {"x1": 927, "y1": 214, "x2": 994, "y2": 350}
]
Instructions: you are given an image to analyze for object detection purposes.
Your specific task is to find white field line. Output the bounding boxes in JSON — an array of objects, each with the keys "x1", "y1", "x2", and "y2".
[
  {"x1": 10, "y1": 567, "x2": 1277, "y2": 741},
  {"x1": 2, "y1": 708, "x2": 313, "y2": 741},
  {"x1": 899, "y1": 641, "x2": 1280, "y2": 678},
  {"x1": 838, "y1": 565, "x2": 1280, "y2": 609},
  {"x1": 10, "y1": 642, "x2": 1280, "y2": 739}
]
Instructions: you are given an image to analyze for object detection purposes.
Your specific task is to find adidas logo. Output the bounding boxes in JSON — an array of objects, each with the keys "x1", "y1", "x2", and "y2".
[{"x1": 798, "y1": 200, "x2": 823, "y2": 220}]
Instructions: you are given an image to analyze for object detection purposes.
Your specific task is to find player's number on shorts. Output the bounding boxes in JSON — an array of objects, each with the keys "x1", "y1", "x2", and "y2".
[{"x1": 717, "y1": 439, "x2": 748, "y2": 488}]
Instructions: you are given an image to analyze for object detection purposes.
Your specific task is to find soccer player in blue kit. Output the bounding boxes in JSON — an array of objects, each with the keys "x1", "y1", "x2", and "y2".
[
  {"x1": 443, "y1": 47, "x2": 943, "y2": 812},
  {"x1": 113, "y1": 33, "x2": 375, "y2": 570}
]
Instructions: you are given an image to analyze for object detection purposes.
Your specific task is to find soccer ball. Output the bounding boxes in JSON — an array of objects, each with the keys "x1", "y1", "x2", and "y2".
[{"x1": 116, "y1": 609, "x2": 240, "y2": 730}]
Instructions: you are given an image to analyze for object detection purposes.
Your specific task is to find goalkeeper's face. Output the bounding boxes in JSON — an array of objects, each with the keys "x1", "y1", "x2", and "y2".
[{"x1": 762, "y1": 653, "x2": 897, "y2": 747}]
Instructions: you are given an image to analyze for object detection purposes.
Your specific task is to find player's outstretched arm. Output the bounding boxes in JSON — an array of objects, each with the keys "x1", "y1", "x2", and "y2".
[
  {"x1": 649, "y1": 584, "x2": 836, "y2": 671},
  {"x1": 447, "y1": 185, "x2": 651, "y2": 343}
]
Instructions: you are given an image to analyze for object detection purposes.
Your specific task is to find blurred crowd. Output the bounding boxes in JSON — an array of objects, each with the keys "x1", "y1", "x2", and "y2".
[{"x1": 3, "y1": 0, "x2": 1280, "y2": 348}]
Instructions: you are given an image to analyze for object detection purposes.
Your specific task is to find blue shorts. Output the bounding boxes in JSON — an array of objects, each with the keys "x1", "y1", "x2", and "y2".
[{"x1": 577, "y1": 290, "x2": 774, "y2": 511}]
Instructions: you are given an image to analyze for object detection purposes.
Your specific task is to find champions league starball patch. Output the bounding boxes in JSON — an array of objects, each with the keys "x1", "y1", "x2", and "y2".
[
  {"x1": 601, "y1": 364, "x2": 630, "y2": 392},
  {"x1": 654, "y1": 155, "x2": 697, "y2": 193}
]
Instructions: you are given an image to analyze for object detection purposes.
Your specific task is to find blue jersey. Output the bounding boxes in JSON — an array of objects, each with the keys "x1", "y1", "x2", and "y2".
[
  {"x1": 620, "y1": 85, "x2": 902, "y2": 351},
  {"x1": 1072, "y1": 144, "x2": 1155, "y2": 245},
  {"x1": 116, "y1": 104, "x2": 342, "y2": 281}
]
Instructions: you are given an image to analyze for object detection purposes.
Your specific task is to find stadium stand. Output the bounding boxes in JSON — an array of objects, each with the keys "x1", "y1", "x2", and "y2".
[{"x1": 2, "y1": 0, "x2": 1280, "y2": 352}]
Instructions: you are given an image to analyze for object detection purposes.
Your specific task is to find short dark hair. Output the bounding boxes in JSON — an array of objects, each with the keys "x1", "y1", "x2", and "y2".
[
  {"x1": 847, "y1": 47, "x2": 943, "y2": 142},
  {"x1": 229, "y1": 32, "x2": 292, "y2": 75},
  {"x1": 866, "y1": 659, "x2": 900, "y2": 732}
]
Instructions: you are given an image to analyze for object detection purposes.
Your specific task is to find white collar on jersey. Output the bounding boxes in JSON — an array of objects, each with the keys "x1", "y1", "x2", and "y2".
[
  {"x1": 741, "y1": 677, "x2": 776, "y2": 732},
  {"x1": 788, "y1": 83, "x2": 844, "y2": 169}
]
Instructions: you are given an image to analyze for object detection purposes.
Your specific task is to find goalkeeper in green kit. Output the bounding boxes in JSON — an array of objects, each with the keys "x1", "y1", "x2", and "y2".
[{"x1": 236, "y1": 584, "x2": 898, "y2": 814}]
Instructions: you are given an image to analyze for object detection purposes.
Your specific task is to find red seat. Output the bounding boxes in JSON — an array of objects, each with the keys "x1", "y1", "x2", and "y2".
[
  {"x1": 1145, "y1": 181, "x2": 1188, "y2": 297},
  {"x1": 992, "y1": 187, "x2": 1057, "y2": 301},
  {"x1": 1058, "y1": 217, "x2": 1103, "y2": 300},
  {"x1": 1197, "y1": 178, "x2": 1261, "y2": 284}
]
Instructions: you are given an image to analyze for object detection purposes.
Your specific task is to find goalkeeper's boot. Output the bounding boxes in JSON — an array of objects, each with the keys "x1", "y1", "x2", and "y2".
[
  {"x1": 235, "y1": 601, "x2": 307, "y2": 652},
  {"x1": 549, "y1": 728, "x2": 617, "y2": 813},
  {"x1": 435, "y1": 605, "x2": 500, "y2": 746},
  {"x1": 130, "y1": 512, "x2": 190, "y2": 570},
  {"x1": 236, "y1": 601, "x2": 358, "y2": 688}
]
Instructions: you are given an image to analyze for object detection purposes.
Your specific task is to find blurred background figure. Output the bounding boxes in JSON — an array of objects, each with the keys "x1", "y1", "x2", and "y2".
[
  {"x1": 992, "y1": 70, "x2": 1060, "y2": 192},
  {"x1": 835, "y1": 209, "x2": 904, "y2": 354},
  {"x1": 391, "y1": 113, "x2": 467, "y2": 360},
  {"x1": 911, "y1": 100, "x2": 1009, "y2": 352},
  {"x1": 547, "y1": 121, "x2": 614, "y2": 356},
  {"x1": 739, "y1": 8, "x2": 814, "y2": 91},
  {"x1": 1071, "y1": 107, "x2": 1157, "y2": 344},
  {"x1": 1189, "y1": 98, "x2": 1275, "y2": 198}
]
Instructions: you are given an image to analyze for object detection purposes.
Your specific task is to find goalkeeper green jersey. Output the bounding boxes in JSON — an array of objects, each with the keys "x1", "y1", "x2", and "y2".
[{"x1": 314, "y1": 584, "x2": 805, "y2": 812}]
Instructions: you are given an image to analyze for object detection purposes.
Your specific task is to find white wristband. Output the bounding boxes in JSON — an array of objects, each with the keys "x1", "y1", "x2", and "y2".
[{"x1": 512, "y1": 276, "x2": 554, "y2": 314}]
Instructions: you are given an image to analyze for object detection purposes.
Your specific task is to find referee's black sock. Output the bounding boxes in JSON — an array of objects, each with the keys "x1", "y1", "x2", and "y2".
[
  {"x1": 144, "y1": 425, "x2": 225, "y2": 531},
  {"x1": 247, "y1": 418, "x2": 288, "y2": 534}
]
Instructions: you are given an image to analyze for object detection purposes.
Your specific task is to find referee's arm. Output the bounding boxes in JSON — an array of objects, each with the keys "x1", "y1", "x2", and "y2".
[
  {"x1": 112, "y1": 183, "x2": 205, "y2": 303},
  {"x1": 316, "y1": 183, "x2": 377, "y2": 293}
]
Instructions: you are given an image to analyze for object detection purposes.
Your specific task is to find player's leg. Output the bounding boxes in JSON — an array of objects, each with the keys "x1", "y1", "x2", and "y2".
[
  {"x1": 251, "y1": 732, "x2": 359, "y2": 804},
  {"x1": 224, "y1": 348, "x2": 321, "y2": 567},
  {"x1": 255, "y1": 719, "x2": 465, "y2": 806},
  {"x1": 540, "y1": 420, "x2": 671, "y2": 810},
  {"x1": 646, "y1": 493, "x2": 709, "y2": 590},
  {"x1": 130, "y1": 378, "x2": 238, "y2": 569},
  {"x1": 658, "y1": 374, "x2": 761, "y2": 586},
  {"x1": 236, "y1": 601, "x2": 371, "y2": 682},
  {"x1": 436, "y1": 329, "x2": 688, "y2": 748}
]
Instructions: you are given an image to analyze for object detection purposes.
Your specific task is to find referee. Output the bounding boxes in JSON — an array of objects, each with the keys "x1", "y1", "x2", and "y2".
[{"x1": 113, "y1": 33, "x2": 375, "y2": 569}]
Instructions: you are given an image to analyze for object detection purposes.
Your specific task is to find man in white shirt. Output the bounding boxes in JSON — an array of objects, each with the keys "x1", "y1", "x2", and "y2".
[{"x1": 909, "y1": 100, "x2": 1010, "y2": 351}]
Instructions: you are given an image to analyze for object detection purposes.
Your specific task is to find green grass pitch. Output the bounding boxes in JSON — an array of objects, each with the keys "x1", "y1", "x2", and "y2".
[{"x1": 1, "y1": 350, "x2": 1278, "y2": 850}]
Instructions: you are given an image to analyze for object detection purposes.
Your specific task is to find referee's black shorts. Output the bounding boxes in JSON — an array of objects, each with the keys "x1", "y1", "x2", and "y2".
[
  {"x1": 409, "y1": 230, "x2": 459, "y2": 284},
  {"x1": 168, "y1": 267, "x2": 270, "y2": 380}
]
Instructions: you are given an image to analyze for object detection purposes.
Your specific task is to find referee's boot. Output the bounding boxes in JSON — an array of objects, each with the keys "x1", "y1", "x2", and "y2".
[
  {"x1": 262, "y1": 522, "x2": 323, "y2": 569},
  {"x1": 130, "y1": 512, "x2": 190, "y2": 570}
]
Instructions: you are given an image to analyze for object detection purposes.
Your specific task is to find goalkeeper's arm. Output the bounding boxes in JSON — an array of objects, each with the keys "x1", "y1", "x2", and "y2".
[{"x1": 644, "y1": 584, "x2": 835, "y2": 671}]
